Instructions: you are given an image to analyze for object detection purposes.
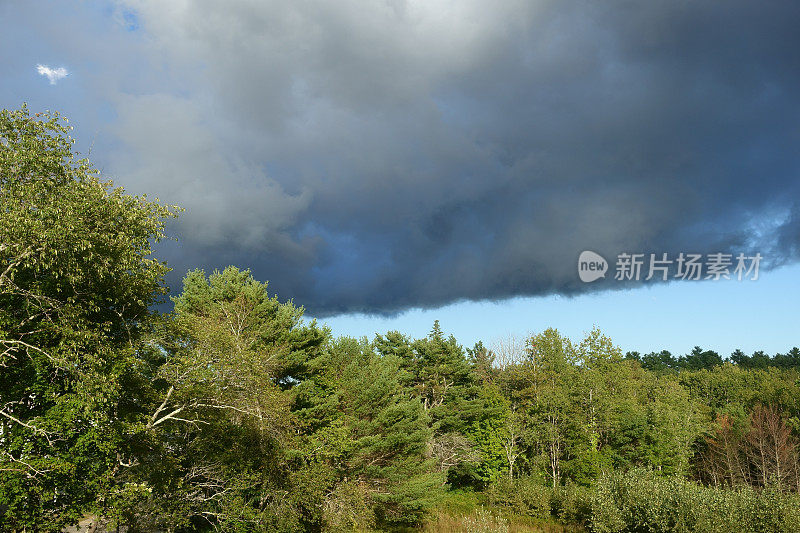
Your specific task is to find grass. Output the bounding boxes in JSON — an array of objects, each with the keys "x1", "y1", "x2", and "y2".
[
  {"x1": 423, "y1": 509, "x2": 584, "y2": 533},
  {"x1": 421, "y1": 490, "x2": 584, "y2": 533}
]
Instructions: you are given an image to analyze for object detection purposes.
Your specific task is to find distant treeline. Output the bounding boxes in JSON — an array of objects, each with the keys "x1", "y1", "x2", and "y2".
[{"x1": 625, "y1": 347, "x2": 800, "y2": 371}]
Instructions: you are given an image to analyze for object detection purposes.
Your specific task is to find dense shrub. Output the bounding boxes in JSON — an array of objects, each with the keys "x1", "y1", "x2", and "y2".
[
  {"x1": 551, "y1": 482, "x2": 593, "y2": 525},
  {"x1": 588, "y1": 469, "x2": 800, "y2": 533},
  {"x1": 485, "y1": 476, "x2": 552, "y2": 519},
  {"x1": 322, "y1": 481, "x2": 375, "y2": 532}
]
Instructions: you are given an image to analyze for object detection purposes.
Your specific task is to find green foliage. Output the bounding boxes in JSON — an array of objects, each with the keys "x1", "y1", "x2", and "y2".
[
  {"x1": 126, "y1": 267, "x2": 327, "y2": 531},
  {"x1": 322, "y1": 480, "x2": 375, "y2": 532},
  {"x1": 679, "y1": 347, "x2": 723, "y2": 371},
  {"x1": 468, "y1": 387, "x2": 511, "y2": 484},
  {"x1": 588, "y1": 469, "x2": 800, "y2": 533},
  {"x1": 485, "y1": 476, "x2": 552, "y2": 520},
  {"x1": 300, "y1": 336, "x2": 444, "y2": 528},
  {"x1": 375, "y1": 322, "x2": 502, "y2": 489},
  {"x1": 551, "y1": 483, "x2": 593, "y2": 525},
  {"x1": 0, "y1": 105, "x2": 178, "y2": 529},
  {"x1": 433, "y1": 489, "x2": 482, "y2": 516}
]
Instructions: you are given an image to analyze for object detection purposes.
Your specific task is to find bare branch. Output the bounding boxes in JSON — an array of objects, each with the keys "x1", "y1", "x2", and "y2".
[
  {"x1": 0, "y1": 338, "x2": 56, "y2": 362},
  {"x1": 1, "y1": 450, "x2": 52, "y2": 479},
  {"x1": 0, "y1": 408, "x2": 56, "y2": 445}
]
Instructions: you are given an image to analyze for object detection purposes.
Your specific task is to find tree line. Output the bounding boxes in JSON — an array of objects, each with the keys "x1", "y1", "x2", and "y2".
[
  {"x1": 625, "y1": 347, "x2": 800, "y2": 372},
  {"x1": 2, "y1": 106, "x2": 800, "y2": 532}
]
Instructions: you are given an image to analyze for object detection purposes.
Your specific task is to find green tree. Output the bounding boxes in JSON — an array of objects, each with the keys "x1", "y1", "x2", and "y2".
[
  {"x1": 0, "y1": 105, "x2": 178, "y2": 529},
  {"x1": 467, "y1": 386, "x2": 511, "y2": 484},
  {"x1": 511, "y1": 328, "x2": 580, "y2": 487},
  {"x1": 375, "y1": 323, "x2": 497, "y2": 487},
  {"x1": 130, "y1": 266, "x2": 327, "y2": 531},
  {"x1": 299, "y1": 336, "x2": 443, "y2": 528},
  {"x1": 679, "y1": 346, "x2": 723, "y2": 370}
]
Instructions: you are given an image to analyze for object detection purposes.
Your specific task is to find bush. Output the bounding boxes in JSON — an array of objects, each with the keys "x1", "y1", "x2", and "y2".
[
  {"x1": 485, "y1": 476, "x2": 552, "y2": 520},
  {"x1": 588, "y1": 469, "x2": 800, "y2": 533},
  {"x1": 516, "y1": 478, "x2": 553, "y2": 520},
  {"x1": 436, "y1": 489, "x2": 482, "y2": 516},
  {"x1": 322, "y1": 481, "x2": 375, "y2": 532},
  {"x1": 551, "y1": 482, "x2": 593, "y2": 525}
]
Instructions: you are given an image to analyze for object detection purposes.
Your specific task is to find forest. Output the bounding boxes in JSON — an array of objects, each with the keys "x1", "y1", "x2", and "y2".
[{"x1": 2, "y1": 106, "x2": 800, "y2": 532}]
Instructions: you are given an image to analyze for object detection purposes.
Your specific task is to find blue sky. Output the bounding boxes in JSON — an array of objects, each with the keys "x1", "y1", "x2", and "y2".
[
  {"x1": 319, "y1": 262, "x2": 800, "y2": 357},
  {"x1": 1, "y1": 0, "x2": 798, "y2": 356}
]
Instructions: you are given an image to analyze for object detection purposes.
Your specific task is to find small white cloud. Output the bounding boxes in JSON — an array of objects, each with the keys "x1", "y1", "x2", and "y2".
[{"x1": 36, "y1": 64, "x2": 69, "y2": 85}]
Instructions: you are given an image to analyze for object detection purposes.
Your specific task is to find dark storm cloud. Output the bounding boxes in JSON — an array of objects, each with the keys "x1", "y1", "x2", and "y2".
[{"x1": 8, "y1": 0, "x2": 800, "y2": 314}]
